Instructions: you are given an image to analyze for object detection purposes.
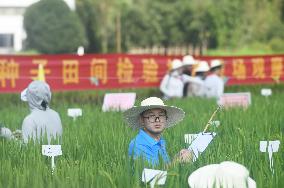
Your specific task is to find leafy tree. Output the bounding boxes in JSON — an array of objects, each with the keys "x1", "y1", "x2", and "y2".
[
  {"x1": 76, "y1": 0, "x2": 101, "y2": 53},
  {"x1": 24, "y1": 0, "x2": 87, "y2": 54}
]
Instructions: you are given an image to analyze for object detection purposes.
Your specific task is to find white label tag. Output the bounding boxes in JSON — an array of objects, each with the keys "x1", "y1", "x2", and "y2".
[
  {"x1": 188, "y1": 132, "x2": 216, "y2": 161},
  {"x1": 68, "y1": 108, "x2": 82, "y2": 118},
  {"x1": 259, "y1": 140, "x2": 280, "y2": 152},
  {"x1": 261, "y1": 88, "x2": 272, "y2": 96},
  {"x1": 142, "y1": 168, "x2": 167, "y2": 187},
  {"x1": 42, "y1": 145, "x2": 62, "y2": 157},
  {"x1": 184, "y1": 134, "x2": 199, "y2": 144},
  {"x1": 259, "y1": 141, "x2": 267, "y2": 152},
  {"x1": 259, "y1": 140, "x2": 280, "y2": 173}
]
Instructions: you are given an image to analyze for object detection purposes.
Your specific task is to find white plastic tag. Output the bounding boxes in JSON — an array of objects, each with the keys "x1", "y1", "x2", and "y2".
[
  {"x1": 42, "y1": 145, "x2": 62, "y2": 157},
  {"x1": 259, "y1": 140, "x2": 280, "y2": 173},
  {"x1": 261, "y1": 88, "x2": 272, "y2": 97},
  {"x1": 188, "y1": 132, "x2": 216, "y2": 161},
  {"x1": 184, "y1": 134, "x2": 199, "y2": 144},
  {"x1": 68, "y1": 108, "x2": 82, "y2": 120},
  {"x1": 142, "y1": 168, "x2": 167, "y2": 188}
]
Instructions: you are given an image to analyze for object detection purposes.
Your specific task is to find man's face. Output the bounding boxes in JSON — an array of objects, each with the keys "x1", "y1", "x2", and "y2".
[{"x1": 141, "y1": 108, "x2": 167, "y2": 135}]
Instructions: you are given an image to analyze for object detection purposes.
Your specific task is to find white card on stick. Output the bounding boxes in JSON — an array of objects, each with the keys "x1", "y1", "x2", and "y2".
[
  {"x1": 42, "y1": 145, "x2": 62, "y2": 157},
  {"x1": 259, "y1": 140, "x2": 280, "y2": 173},
  {"x1": 68, "y1": 108, "x2": 82, "y2": 120},
  {"x1": 184, "y1": 134, "x2": 199, "y2": 144},
  {"x1": 261, "y1": 88, "x2": 272, "y2": 97},
  {"x1": 142, "y1": 168, "x2": 167, "y2": 188},
  {"x1": 188, "y1": 132, "x2": 216, "y2": 161}
]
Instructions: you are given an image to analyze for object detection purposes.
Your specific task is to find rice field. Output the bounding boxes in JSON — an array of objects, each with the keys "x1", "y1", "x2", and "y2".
[{"x1": 0, "y1": 84, "x2": 283, "y2": 188}]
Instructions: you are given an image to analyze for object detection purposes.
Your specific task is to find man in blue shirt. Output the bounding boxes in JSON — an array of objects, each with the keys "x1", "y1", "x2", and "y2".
[{"x1": 124, "y1": 97, "x2": 192, "y2": 166}]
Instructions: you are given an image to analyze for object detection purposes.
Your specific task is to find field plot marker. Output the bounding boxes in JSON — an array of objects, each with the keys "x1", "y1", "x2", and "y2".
[
  {"x1": 102, "y1": 93, "x2": 136, "y2": 112},
  {"x1": 184, "y1": 134, "x2": 199, "y2": 144},
  {"x1": 142, "y1": 168, "x2": 167, "y2": 188},
  {"x1": 68, "y1": 108, "x2": 82, "y2": 121},
  {"x1": 42, "y1": 145, "x2": 62, "y2": 173},
  {"x1": 259, "y1": 140, "x2": 280, "y2": 173},
  {"x1": 261, "y1": 88, "x2": 272, "y2": 97}
]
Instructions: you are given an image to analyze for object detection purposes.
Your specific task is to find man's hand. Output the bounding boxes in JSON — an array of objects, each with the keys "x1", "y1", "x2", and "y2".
[{"x1": 178, "y1": 149, "x2": 193, "y2": 163}]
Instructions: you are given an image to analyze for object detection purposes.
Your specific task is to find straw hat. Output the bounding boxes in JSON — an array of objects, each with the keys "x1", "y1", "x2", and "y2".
[
  {"x1": 123, "y1": 97, "x2": 185, "y2": 129},
  {"x1": 195, "y1": 61, "x2": 209, "y2": 72},
  {"x1": 171, "y1": 59, "x2": 183, "y2": 70},
  {"x1": 210, "y1": 59, "x2": 223, "y2": 69},
  {"x1": 188, "y1": 161, "x2": 256, "y2": 188},
  {"x1": 183, "y1": 55, "x2": 197, "y2": 66}
]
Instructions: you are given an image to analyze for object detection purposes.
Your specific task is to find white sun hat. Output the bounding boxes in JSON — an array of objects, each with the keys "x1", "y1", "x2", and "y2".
[
  {"x1": 183, "y1": 55, "x2": 197, "y2": 66},
  {"x1": 171, "y1": 59, "x2": 183, "y2": 70},
  {"x1": 188, "y1": 161, "x2": 256, "y2": 188},
  {"x1": 123, "y1": 97, "x2": 185, "y2": 129},
  {"x1": 188, "y1": 164, "x2": 219, "y2": 188},
  {"x1": 210, "y1": 59, "x2": 223, "y2": 69},
  {"x1": 195, "y1": 61, "x2": 209, "y2": 72}
]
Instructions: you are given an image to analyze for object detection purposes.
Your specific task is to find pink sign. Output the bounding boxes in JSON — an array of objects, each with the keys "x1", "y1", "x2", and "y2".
[
  {"x1": 102, "y1": 93, "x2": 136, "y2": 112},
  {"x1": 218, "y1": 92, "x2": 251, "y2": 108}
]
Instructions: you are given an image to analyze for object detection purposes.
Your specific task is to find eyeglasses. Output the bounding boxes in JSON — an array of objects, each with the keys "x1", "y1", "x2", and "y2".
[{"x1": 143, "y1": 115, "x2": 168, "y2": 123}]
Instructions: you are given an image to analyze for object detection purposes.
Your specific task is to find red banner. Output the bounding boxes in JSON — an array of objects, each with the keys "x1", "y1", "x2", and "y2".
[{"x1": 0, "y1": 54, "x2": 283, "y2": 93}]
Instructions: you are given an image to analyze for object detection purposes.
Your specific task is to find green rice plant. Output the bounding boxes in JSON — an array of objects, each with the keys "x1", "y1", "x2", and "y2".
[{"x1": 0, "y1": 84, "x2": 283, "y2": 187}]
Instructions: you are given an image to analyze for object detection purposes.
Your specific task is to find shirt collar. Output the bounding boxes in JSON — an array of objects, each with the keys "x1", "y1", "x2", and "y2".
[{"x1": 139, "y1": 129, "x2": 165, "y2": 147}]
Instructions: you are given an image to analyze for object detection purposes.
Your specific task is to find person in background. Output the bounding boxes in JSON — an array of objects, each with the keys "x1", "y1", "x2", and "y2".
[
  {"x1": 21, "y1": 80, "x2": 62, "y2": 144},
  {"x1": 124, "y1": 97, "x2": 193, "y2": 166},
  {"x1": 186, "y1": 61, "x2": 209, "y2": 97},
  {"x1": 182, "y1": 55, "x2": 197, "y2": 97},
  {"x1": 160, "y1": 59, "x2": 185, "y2": 99},
  {"x1": 182, "y1": 55, "x2": 197, "y2": 76},
  {"x1": 188, "y1": 161, "x2": 256, "y2": 188},
  {"x1": 204, "y1": 60, "x2": 225, "y2": 99}
]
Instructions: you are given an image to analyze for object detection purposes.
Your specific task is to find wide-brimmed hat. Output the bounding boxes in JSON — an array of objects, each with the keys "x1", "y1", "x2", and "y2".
[
  {"x1": 188, "y1": 161, "x2": 256, "y2": 188},
  {"x1": 171, "y1": 59, "x2": 183, "y2": 70},
  {"x1": 210, "y1": 59, "x2": 223, "y2": 69},
  {"x1": 183, "y1": 55, "x2": 197, "y2": 66},
  {"x1": 123, "y1": 97, "x2": 185, "y2": 129},
  {"x1": 195, "y1": 61, "x2": 209, "y2": 72}
]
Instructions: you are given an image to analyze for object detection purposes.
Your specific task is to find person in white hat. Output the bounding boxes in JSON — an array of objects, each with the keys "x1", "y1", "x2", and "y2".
[
  {"x1": 182, "y1": 55, "x2": 197, "y2": 76},
  {"x1": 182, "y1": 55, "x2": 198, "y2": 97},
  {"x1": 204, "y1": 59, "x2": 225, "y2": 99},
  {"x1": 21, "y1": 80, "x2": 62, "y2": 144},
  {"x1": 186, "y1": 61, "x2": 209, "y2": 97},
  {"x1": 124, "y1": 97, "x2": 193, "y2": 166},
  {"x1": 188, "y1": 161, "x2": 256, "y2": 188},
  {"x1": 160, "y1": 59, "x2": 185, "y2": 99}
]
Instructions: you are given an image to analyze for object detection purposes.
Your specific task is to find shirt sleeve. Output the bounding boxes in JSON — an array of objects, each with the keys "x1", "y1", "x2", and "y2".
[
  {"x1": 216, "y1": 78, "x2": 224, "y2": 98},
  {"x1": 160, "y1": 74, "x2": 171, "y2": 97}
]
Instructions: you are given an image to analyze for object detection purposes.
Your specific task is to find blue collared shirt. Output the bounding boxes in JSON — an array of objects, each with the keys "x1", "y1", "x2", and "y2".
[{"x1": 128, "y1": 129, "x2": 170, "y2": 166}]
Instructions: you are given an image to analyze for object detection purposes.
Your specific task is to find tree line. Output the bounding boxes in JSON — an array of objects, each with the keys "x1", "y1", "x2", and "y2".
[{"x1": 24, "y1": 0, "x2": 284, "y2": 54}]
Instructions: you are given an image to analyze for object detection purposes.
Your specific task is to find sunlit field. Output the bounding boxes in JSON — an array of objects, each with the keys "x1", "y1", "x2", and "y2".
[{"x1": 0, "y1": 84, "x2": 283, "y2": 188}]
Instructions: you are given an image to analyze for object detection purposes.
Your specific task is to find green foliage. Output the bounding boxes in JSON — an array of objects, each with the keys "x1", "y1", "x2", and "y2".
[
  {"x1": 269, "y1": 38, "x2": 284, "y2": 53},
  {"x1": 24, "y1": 0, "x2": 87, "y2": 54},
  {"x1": 0, "y1": 85, "x2": 284, "y2": 187},
  {"x1": 76, "y1": 0, "x2": 101, "y2": 53},
  {"x1": 75, "y1": 0, "x2": 284, "y2": 54}
]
